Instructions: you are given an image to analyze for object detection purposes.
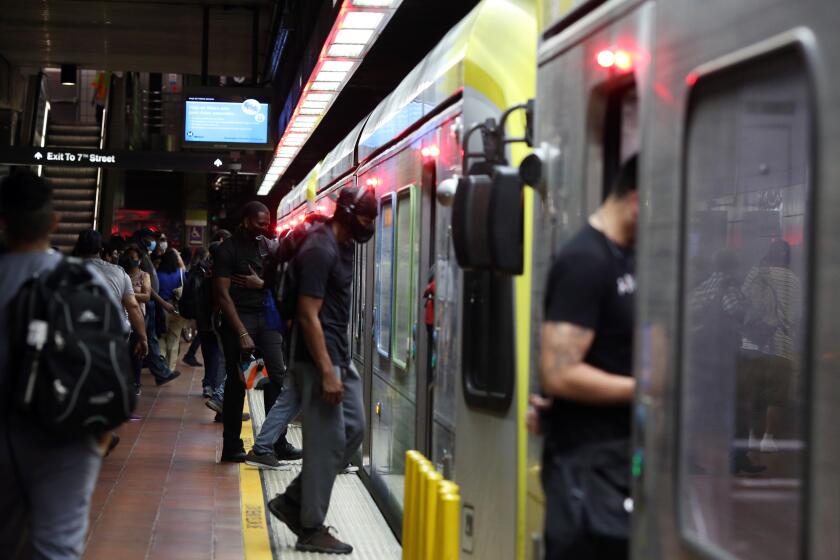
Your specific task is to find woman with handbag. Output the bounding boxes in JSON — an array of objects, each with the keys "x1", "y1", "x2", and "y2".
[{"x1": 158, "y1": 248, "x2": 188, "y2": 371}]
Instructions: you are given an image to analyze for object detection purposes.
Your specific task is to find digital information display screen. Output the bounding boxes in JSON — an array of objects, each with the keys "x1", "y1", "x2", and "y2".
[{"x1": 184, "y1": 97, "x2": 269, "y2": 145}]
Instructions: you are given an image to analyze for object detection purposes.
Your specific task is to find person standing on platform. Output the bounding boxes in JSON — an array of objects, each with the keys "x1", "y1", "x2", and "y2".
[
  {"x1": 214, "y1": 202, "x2": 289, "y2": 462},
  {"x1": 533, "y1": 156, "x2": 638, "y2": 559},
  {"x1": 0, "y1": 173, "x2": 108, "y2": 558},
  {"x1": 157, "y1": 248, "x2": 187, "y2": 372},
  {"x1": 121, "y1": 244, "x2": 153, "y2": 396},
  {"x1": 268, "y1": 186, "x2": 377, "y2": 554}
]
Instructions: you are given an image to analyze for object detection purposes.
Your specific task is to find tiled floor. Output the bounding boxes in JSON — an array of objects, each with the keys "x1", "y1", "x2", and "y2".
[{"x1": 84, "y1": 353, "x2": 242, "y2": 560}]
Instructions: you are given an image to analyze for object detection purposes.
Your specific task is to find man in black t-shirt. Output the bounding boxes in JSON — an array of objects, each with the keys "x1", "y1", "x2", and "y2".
[
  {"x1": 267, "y1": 186, "x2": 377, "y2": 555},
  {"x1": 213, "y1": 201, "x2": 300, "y2": 463},
  {"x1": 534, "y1": 156, "x2": 638, "y2": 559}
]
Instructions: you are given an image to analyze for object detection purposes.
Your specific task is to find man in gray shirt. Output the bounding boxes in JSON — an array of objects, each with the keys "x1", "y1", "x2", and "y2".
[{"x1": 0, "y1": 172, "x2": 109, "y2": 559}]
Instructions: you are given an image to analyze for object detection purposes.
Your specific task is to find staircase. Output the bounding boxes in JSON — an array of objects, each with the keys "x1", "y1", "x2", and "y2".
[{"x1": 44, "y1": 123, "x2": 101, "y2": 253}]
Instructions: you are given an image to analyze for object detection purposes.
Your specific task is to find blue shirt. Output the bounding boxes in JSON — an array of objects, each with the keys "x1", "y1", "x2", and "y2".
[{"x1": 158, "y1": 269, "x2": 184, "y2": 301}]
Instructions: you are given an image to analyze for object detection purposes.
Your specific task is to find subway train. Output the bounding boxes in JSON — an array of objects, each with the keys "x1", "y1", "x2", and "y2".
[{"x1": 275, "y1": 0, "x2": 840, "y2": 558}]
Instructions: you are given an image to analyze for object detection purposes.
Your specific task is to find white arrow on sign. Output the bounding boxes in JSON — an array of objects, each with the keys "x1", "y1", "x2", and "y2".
[
  {"x1": 34, "y1": 152, "x2": 43, "y2": 160},
  {"x1": 213, "y1": 159, "x2": 223, "y2": 167}
]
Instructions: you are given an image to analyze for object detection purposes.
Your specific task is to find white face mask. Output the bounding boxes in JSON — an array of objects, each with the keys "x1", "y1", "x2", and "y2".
[{"x1": 159, "y1": 241, "x2": 168, "y2": 252}]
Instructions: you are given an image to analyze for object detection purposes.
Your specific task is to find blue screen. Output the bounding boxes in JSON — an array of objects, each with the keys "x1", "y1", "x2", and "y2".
[{"x1": 184, "y1": 97, "x2": 269, "y2": 144}]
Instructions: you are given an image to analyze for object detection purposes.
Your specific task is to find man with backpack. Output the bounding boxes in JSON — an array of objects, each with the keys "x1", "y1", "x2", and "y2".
[
  {"x1": 214, "y1": 201, "x2": 300, "y2": 463},
  {"x1": 268, "y1": 186, "x2": 377, "y2": 554},
  {"x1": 0, "y1": 172, "x2": 136, "y2": 559}
]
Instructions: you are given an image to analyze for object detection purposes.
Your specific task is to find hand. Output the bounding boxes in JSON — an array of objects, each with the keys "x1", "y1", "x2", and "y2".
[
  {"x1": 232, "y1": 266, "x2": 264, "y2": 290},
  {"x1": 526, "y1": 394, "x2": 552, "y2": 435},
  {"x1": 321, "y1": 370, "x2": 344, "y2": 405},
  {"x1": 161, "y1": 301, "x2": 176, "y2": 314},
  {"x1": 133, "y1": 337, "x2": 149, "y2": 359},
  {"x1": 239, "y1": 333, "x2": 256, "y2": 353}
]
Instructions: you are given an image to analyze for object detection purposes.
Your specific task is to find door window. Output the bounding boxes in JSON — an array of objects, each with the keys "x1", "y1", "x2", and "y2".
[
  {"x1": 376, "y1": 197, "x2": 394, "y2": 356},
  {"x1": 679, "y1": 50, "x2": 810, "y2": 560}
]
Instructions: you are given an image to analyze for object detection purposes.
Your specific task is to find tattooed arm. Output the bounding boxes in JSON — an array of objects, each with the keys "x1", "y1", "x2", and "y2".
[{"x1": 539, "y1": 321, "x2": 635, "y2": 404}]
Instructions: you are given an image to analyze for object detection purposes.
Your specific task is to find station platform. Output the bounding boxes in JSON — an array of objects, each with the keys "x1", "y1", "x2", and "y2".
[{"x1": 82, "y1": 353, "x2": 401, "y2": 559}]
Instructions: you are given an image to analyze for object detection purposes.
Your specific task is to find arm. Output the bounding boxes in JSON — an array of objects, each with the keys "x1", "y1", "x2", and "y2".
[
  {"x1": 298, "y1": 294, "x2": 343, "y2": 404},
  {"x1": 214, "y1": 276, "x2": 254, "y2": 352},
  {"x1": 133, "y1": 272, "x2": 151, "y2": 304},
  {"x1": 539, "y1": 321, "x2": 635, "y2": 404},
  {"x1": 150, "y1": 289, "x2": 175, "y2": 313},
  {"x1": 123, "y1": 292, "x2": 149, "y2": 357}
]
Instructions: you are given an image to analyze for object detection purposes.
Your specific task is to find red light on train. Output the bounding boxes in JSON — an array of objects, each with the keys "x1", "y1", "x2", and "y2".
[
  {"x1": 597, "y1": 49, "x2": 634, "y2": 72},
  {"x1": 421, "y1": 145, "x2": 440, "y2": 158},
  {"x1": 597, "y1": 50, "x2": 615, "y2": 68},
  {"x1": 365, "y1": 177, "x2": 381, "y2": 187}
]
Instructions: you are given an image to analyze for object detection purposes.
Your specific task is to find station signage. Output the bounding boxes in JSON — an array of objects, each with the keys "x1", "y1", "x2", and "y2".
[{"x1": 0, "y1": 146, "x2": 261, "y2": 174}]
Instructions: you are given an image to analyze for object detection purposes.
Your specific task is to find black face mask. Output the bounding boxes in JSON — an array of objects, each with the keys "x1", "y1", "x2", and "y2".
[
  {"x1": 348, "y1": 215, "x2": 375, "y2": 244},
  {"x1": 130, "y1": 259, "x2": 141, "y2": 269}
]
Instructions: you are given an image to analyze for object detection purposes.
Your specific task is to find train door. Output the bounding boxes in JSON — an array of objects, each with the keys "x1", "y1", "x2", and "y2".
[
  {"x1": 635, "y1": 1, "x2": 840, "y2": 559},
  {"x1": 528, "y1": 2, "x2": 652, "y2": 558},
  {"x1": 360, "y1": 143, "x2": 427, "y2": 532}
]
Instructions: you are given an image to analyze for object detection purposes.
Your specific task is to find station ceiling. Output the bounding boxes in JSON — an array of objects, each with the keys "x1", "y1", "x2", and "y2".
[{"x1": 0, "y1": 0, "x2": 274, "y2": 76}]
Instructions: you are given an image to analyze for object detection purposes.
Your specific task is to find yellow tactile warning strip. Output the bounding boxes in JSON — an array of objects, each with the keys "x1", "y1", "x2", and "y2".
[{"x1": 240, "y1": 397, "x2": 273, "y2": 559}]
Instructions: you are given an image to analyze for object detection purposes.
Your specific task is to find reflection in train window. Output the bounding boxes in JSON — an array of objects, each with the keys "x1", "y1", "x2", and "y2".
[
  {"x1": 352, "y1": 240, "x2": 367, "y2": 359},
  {"x1": 679, "y1": 52, "x2": 810, "y2": 560},
  {"x1": 376, "y1": 197, "x2": 394, "y2": 357},
  {"x1": 392, "y1": 188, "x2": 415, "y2": 369}
]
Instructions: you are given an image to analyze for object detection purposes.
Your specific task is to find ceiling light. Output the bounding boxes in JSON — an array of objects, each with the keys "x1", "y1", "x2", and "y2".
[
  {"x1": 328, "y1": 43, "x2": 365, "y2": 57},
  {"x1": 307, "y1": 93, "x2": 333, "y2": 102},
  {"x1": 285, "y1": 135, "x2": 306, "y2": 146},
  {"x1": 302, "y1": 100, "x2": 328, "y2": 110},
  {"x1": 300, "y1": 107, "x2": 324, "y2": 115},
  {"x1": 315, "y1": 70, "x2": 347, "y2": 82},
  {"x1": 321, "y1": 60, "x2": 354, "y2": 72},
  {"x1": 278, "y1": 147, "x2": 298, "y2": 156},
  {"x1": 295, "y1": 116, "x2": 318, "y2": 123},
  {"x1": 311, "y1": 81, "x2": 340, "y2": 91},
  {"x1": 334, "y1": 29, "x2": 374, "y2": 45},
  {"x1": 342, "y1": 12, "x2": 385, "y2": 29},
  {"x1": 60, "y1": 64, "x2": 77, "y2": 85},
  {"x1": 352, "y1": 0, "x2": 394, "y2": 6}
]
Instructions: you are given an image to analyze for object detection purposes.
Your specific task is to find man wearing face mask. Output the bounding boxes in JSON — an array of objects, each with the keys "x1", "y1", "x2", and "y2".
[
  {"x1": 268, "y1": 186, "x2": 376, "y2": 554},
  {"x1": 213, "y1": 201, "x2": 289, "y2": 462}
]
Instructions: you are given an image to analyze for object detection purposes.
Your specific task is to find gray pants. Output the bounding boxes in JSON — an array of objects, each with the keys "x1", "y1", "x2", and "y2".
[
  {"x1": 253, "y1": 373, "x2": 301, "y2": 455},
  {"x1": 285, "y1": 361, "x2": 365, "y2": 529},
  {"x1": 0, "y1": 412, "x2": 102, "y2": 560}
]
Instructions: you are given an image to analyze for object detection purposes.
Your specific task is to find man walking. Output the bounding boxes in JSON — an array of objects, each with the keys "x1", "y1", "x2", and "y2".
[
  {"x1": 268, "y1": 186, "x2": 377, "y2": 554},
  {"x1": 536, "y1": 156, "x2": 638, "y2": 558}
]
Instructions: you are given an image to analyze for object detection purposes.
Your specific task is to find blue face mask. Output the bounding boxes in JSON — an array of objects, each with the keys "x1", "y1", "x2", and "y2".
[{"x1": 147, "y1": 240, "x2": 157, "y2": 253}]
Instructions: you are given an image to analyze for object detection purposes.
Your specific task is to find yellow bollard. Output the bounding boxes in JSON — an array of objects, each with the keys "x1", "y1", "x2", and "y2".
[
  {"x1": 421, "y1": 470, "x2": 443, "y2": 560},
  {"x1": 435, "y1": 491, "x2": 461, "y2": 560},
  {"x1": 414, "y1": 461, "x2": 433, "y2": 560},
  {"x1": 402, "y1": 451, "x2": 423, "y2": 560}
]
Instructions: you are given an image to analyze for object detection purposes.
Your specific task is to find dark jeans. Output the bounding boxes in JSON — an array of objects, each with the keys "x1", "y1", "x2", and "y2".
[
  {"x1": 185, "y1": 333, "x2": 201, "y2": 360},
  {"x1": 129, "y1": 330, "x2": 143, "y2": 387},
  {"x1": 219, "y1": 310, "x2": 286, "y2": 453},
  {"x1": 143, "y1": 303, "x2": 173, "y2": 381},
  {"x1": 199, "y1": 330, "x2": 223, "y2": 390}
]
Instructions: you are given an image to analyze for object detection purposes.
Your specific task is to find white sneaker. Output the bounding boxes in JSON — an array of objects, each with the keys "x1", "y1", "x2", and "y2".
[
  {"x1": 341, "y1": 463, "x2": 359, "y2": 474},
  {"x1": 760, "y1": 434, "x2": 778, "y2": 453},
  {"x1": 748, "y1": 430, "x2": 760, "y2": 451}
]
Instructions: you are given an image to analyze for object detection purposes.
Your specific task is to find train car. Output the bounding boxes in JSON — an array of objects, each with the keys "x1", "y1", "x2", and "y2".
[
  {"x1": 531, "y1": 0, "x2": 840, "y2": 559},
  {"x1": 276, "y1": 1, "x2": 537, "y2": 558}
]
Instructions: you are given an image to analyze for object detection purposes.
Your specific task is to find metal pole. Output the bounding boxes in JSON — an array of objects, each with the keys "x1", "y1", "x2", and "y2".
[{"x1": 201, "y1": 6, "x2": 210, "y2": 86}]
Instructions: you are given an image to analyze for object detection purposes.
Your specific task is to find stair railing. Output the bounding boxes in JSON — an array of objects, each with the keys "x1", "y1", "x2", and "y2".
[{"x1": 93, "y1": 76, "x2": 113, "y2": 230}]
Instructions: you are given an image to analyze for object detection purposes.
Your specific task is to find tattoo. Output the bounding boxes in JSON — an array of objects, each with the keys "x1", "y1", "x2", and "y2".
[{"x1": 540, "y1": 322, "x2": 594, "y2": 378}]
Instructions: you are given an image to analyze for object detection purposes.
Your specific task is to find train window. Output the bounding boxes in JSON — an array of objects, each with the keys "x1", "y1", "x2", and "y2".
[
  {"x1": 376, "y1": 196, "x2": 395, "y2": 357},
  {"x1": 591, "y1": 80, "x2": 639, "y2": 202},
  {"x1": 679, "y1": 50, "x2": 810, "y2": 560},
  {"x1": 352, "y1": 241, "x2": 368, "y2": 359},
  {"x1": 392, "y1": 186, "x2": 416, "y2": 369}
]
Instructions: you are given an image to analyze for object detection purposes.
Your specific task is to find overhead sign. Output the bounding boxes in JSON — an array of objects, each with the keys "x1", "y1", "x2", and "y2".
[{"x1": 0, "y1": 146, "x2": 262, "y2": 174}]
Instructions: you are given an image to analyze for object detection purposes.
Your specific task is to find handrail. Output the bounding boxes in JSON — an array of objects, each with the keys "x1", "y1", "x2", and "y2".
[{"x1": 93, "y1": 75, "x2": 113, "y2": 230}]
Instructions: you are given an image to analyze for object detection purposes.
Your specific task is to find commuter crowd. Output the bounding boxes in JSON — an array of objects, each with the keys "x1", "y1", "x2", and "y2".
[{"x1": 0, "y1": 170, "x2": 378, "y2": 558}]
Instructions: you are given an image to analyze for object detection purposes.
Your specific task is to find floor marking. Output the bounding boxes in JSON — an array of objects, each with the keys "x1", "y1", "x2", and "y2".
[{"x1": 240, "y1": 396, "x2": 273, "y2": 559}]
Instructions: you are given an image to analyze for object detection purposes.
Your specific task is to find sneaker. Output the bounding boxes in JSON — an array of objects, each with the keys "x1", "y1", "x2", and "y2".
[
  {"x1": 155, "y1": 370, "x2": 181, "y2": 387},
  {"x1": 202, "y1": 386, "x2": 213, "y2": 398},
  {"x1": 245, "y1": 450, "x2": 282, "y2": 469},
  {"x1": 275, "y1": 440, "x2": 303, "y2": 461},
  {"x1": 760, "y1": 433, "x2": 779, "y2": 453},
  {"x1": 341, "y1": 463, "x2": 359, "y2": 474},
  {"x1": 105, "y1": 433, "x2": 120, "y2": 457},
  {"x1": 268, "y1": 494, "x2": 303, "y2": 537},
  {"x1": 205, "y1": 398, "x2": 223, "y2": 414},
  {"x1": 184, "y1": 355, "x2": 203, "y2": 367},
  {"x1": 134, "y1": 384, "x2": 142, "y2": 397},
  {"x1": 296, "y1": 526, "x2": 353, "y2": 554}
]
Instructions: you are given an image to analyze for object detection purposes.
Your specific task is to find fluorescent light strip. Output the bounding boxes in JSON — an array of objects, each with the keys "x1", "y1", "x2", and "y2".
[
  {"x1": 327, "y1": 43, "x2": 365, "y2": 57},
  {"x1": 315, "y1": 70, "x2": 347, "y2": 82},
  {"x1": 307, "y1": 92, "x2": 333, "y2": 102},
  {"x1": 334, "y1": 28, "x2": 374, "y2": 44},
  {"x1": 352, "y1": 0, "x2": 394, "y2": 6},
  {"x1": 342, "y1": 11, "x2": 384, "y2": 29},
  {"x1": 302, "y1": 100, "x2": 329, "y2": 110},
  {"x1": 320, "y1": 60, "x2": 354, "y2": 72},
  {"x1": 311, "y1": 81, "x2": 340, "y2": 91}
]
